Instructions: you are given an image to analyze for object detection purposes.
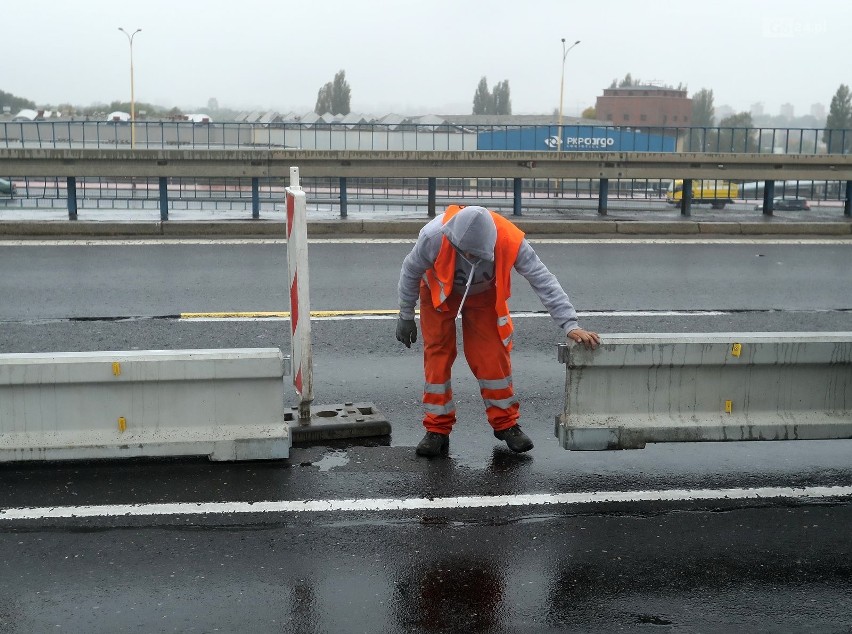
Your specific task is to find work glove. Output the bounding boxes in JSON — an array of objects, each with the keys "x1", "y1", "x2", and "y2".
[{"x1": 396, "y1": 318, "x2": 417, "y2": 348}]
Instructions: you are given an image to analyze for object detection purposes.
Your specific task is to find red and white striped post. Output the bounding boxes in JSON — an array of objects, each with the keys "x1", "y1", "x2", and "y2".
[{"x1": 285, "y1": 166, "x2": 313, "y2": 420}]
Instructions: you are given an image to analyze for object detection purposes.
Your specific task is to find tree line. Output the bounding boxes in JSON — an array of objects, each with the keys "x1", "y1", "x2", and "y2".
[
  {"x1": 311, "y1": 71, "x2": 512, "y2": 116},
  {"x1": 689, "y1": 84, "x2": 852, "y2": 153},
  {"x1": 4, "y1": 71, "x2": 851, "y2": 147}
]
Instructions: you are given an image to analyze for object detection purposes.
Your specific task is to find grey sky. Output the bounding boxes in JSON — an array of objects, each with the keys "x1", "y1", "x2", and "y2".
[{"x1": 1, "y1": 0, "x2": 847, "y2": 117}]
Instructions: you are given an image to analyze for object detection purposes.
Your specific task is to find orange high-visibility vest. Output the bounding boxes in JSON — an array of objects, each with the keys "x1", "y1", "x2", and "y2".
[{"x1": 424, "y1": 205, "x2": 525, "y2": 350}]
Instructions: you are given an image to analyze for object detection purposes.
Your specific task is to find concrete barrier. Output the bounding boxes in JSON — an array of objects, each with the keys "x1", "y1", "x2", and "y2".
[
  {"x1": 555, "y1": 333, "x2": 852, "y2": 450},
  {"x1": 0, "y1": 348, "x2": 291, "y2": 462}
]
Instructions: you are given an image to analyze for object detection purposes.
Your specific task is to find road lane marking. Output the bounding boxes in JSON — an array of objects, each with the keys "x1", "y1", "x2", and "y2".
[
  {"x1": 5, "y1": 308, "x2": 848, "y2": 325},
  {"x1": 2, "y1": 485, "x2": 850, "y2": 521},
  {"x1": 1, "y1": 238, "x2": 850, "y2": 247},
  {"x1": 179, "y1": 310, "x2": 729, "y2": 321}
]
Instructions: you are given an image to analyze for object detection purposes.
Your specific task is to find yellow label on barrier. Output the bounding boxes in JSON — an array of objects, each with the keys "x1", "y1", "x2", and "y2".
[
  {"x1": 112, "y1": 362, "x2": 121, "y2": 376},
  {"x1": 724, "y1": 400, "x2": 733, "y2": 414},
  {"x1": 731, "y1": 343, "x2": 742, "y2": 357},
  {"x1": 118, "y1": 417, "x2": 127, "y2": 432}
]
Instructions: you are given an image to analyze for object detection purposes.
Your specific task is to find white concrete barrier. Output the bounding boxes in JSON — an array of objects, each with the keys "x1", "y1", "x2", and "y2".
[
  {"x1": 0, "y1": 348, "x2": 291, "y2": 462},
  {"x1": 556, "y1": 332, "x2": 852, "y2": 450}
]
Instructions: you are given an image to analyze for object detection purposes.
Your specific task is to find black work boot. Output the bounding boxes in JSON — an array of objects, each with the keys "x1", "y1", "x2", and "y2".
[
  {"x1": 494, "y1": 424, "x2": 534, "y2": 453},
  {"x1": 416, "y1": 431, "x2": 449, "y2": 457}
]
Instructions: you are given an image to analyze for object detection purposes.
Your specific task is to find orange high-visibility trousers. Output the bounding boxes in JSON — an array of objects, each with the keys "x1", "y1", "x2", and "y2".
[{"x1": 419, "y1": 282, "x2": 519, "y2": 435}]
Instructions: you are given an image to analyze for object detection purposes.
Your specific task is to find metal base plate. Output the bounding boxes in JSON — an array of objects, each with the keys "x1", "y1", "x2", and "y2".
[{"x1": 287, "y1": 402, "x2": 391, "y2": 443}]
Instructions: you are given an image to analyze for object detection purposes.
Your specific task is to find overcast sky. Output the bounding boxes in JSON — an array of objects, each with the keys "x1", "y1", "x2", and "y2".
[{"x1": 1, "y1": 0, "x2": 847, "y2": 117}]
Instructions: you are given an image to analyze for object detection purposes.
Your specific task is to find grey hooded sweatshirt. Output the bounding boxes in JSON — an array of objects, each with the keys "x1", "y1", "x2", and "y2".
[{"x1": 397, "y1": 206, "x2": 580, "y2": 334}]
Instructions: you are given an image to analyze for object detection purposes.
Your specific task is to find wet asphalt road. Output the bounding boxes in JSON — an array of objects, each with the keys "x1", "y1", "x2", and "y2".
[{"x1": 0, "y1": 238, "x2": 851, "y2": 632}]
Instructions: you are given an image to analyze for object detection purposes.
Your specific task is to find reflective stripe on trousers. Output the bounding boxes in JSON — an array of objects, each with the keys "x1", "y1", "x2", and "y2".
[{"x1": 419, "y1": 282, "x2": 519, "y2": 435}]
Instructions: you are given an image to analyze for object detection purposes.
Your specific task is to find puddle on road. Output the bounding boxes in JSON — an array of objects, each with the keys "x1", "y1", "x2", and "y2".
[{"x1": 312, "y1": 450, "x2": 350, "y2": 472}]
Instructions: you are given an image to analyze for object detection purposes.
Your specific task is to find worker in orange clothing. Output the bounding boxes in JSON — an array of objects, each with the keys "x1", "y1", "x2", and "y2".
[{"x1": 396, "y1": 205, "x2": 599, "y2": 457}]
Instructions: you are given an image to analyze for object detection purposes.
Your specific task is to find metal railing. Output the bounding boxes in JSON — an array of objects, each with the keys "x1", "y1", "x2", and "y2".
[
  {"x1": 1, "y1": 121, "x2": 850, "y2": 154},
  {"x1": 1, "y1": 148, "x2": 850, "y2": 220},
  {"x1": 2, "y1": 175, "x2": 849, "y2": 220}
]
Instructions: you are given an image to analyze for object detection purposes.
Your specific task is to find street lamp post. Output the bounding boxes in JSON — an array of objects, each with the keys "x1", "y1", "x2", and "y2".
[
  {"x1": 558, "y1": 38, "x2": 580, "y2": 151},
  {"x1": 118, "y1": 27, "x2": 142, "y2": 149}
]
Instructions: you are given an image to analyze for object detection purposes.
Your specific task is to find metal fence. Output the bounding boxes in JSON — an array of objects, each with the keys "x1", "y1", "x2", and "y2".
[
  {"x1": 2, "y1": 175, "x2": 847, "y2": 215},
  {"x1": 1, "y1": 121, "x2": 850, "y2": 154}
]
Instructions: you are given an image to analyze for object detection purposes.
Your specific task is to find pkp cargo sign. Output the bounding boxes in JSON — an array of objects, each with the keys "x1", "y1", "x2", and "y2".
[{"x1": 478, "y1": 125, "x2": 675, "y2": 152}]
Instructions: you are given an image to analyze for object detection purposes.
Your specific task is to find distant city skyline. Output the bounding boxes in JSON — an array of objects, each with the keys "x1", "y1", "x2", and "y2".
[{"x1": 0, "y1": 0, "x2": 846, "y2": 119}]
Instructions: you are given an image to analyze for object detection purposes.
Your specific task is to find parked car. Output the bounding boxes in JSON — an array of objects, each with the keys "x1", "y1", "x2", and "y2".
[
  {"x1": 754, "y1": 196, "x2": 810, "y2": 211},
  {"x1": 0, "y1": 177, "x2": 15, "y2": 197}
]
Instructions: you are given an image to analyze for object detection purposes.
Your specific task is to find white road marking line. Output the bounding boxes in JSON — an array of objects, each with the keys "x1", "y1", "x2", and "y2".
[
  {"x1": 0, "y1": 238, "x2": 849, "y2": 247},
  {"x1": 1, "y1": 485, "x2": 850, "y2": 521}
]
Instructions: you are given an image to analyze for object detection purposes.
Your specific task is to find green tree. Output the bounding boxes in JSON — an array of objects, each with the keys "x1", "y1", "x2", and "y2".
[
  {"x1": 691, "y1": 88, "x2": 715, "y2": 126},
  {"x1": 581, "y1": 106, "x2": 596, "y2": 119},
  {"x1": 618, "y1": 73, "x2": 635, "y2": 88},
  {"x1": 331, "y1": 70, "x2": 351, "y2": 115},
  {"x1": 472, "y1": 76, "x2": 493, "y2": 115},
  {"x1": 686, "y1": 88, "x2": 716, "y2": 151},
  {"x1": 315, "y1": 83, "x2": 333, "y2": 114},
  {"x1": 823, "y1": 84, "x2": 852, "y2": 154},
  {"x1": 314, "y1": 70, "x2": 351, "y2": 115},
  {"x1": 715, "y1": 112, "x2": 757, "y2": 152},
  {"x1": 0, "y1": 89, "x2": 36, "y2": 113},
  {"x1": 492, "y1": 80, "x2": 511, "y2": 115},
  {"x1": 472, "y1": 77, "x2": 512, "y2": 115}
]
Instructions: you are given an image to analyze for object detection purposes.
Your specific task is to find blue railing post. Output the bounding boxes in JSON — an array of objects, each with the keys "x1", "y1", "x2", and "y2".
[
  {"x1": 67, "y1": 176, "x2": 77, "y2": 221},
  {"x1": 680, "y1": 178, "x2": 692, "y2": 216},
  {"x1": 598, "y1": 178, "x2": 608, "y2": 216},
  {"x1": 427, "y1": 177, "x2": 436, "y2": 217},
  {"x1": 513, "y1": 177, "x2": 522, "y2": 216},
  {"x1": 763, "y1": 180, "x2": 775, "y2": 216},
  {"x1": 251, "y1": 177, "x2": 260, "y2": 219},
  {"x1": 845, "y1": 181, "x2": 851, "y2": 217},
  {"x1": 339, "y1": 177, "x2": 347, "y2": 219},
  {"x1": 159, "y1": 177, "x2": 169, "y2": 221}
]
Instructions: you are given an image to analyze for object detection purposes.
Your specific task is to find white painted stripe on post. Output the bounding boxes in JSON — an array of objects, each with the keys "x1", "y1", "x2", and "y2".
[
  {"x1": 285, "y1": 167, "x2": 313, "y2": 406},
  {"x1": 1, "y1": 485, "x2": 850, "y2": 521}
]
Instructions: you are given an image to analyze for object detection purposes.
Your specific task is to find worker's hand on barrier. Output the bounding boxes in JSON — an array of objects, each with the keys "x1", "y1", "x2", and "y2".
[
  {"x1": 568, "y1": 328, "x2": 600, "y2": 350},
  {"x1": 396, "y1": 318, "x2": 418, "y2": 348}
]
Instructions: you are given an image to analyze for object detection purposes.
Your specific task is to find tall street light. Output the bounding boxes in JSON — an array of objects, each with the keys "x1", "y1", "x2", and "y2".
[
  {"x1": 558, "y1": 38, "x2": 581, "y2": 151},
  {"x1": 118, "y1": 27, "x2": 142, "y2": 149}
]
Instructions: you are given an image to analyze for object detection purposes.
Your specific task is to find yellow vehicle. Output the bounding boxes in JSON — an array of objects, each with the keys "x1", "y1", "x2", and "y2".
[{"x1": 666, "y1": 180, "x2": 739, "y2": 209}]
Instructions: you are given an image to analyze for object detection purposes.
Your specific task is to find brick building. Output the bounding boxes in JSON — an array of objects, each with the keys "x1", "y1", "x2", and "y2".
[{"x1": 595, "y1": 86, "x2": 692, "y2": 127}]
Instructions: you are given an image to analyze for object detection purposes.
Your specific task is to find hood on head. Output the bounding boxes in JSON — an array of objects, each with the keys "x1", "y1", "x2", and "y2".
[{"x1": 441, "y1": 206, "x2": 497, "y2": 262}]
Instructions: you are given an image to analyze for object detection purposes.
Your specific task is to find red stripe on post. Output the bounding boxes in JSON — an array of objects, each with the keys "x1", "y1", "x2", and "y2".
[
  {"x1": 294, "y1": 367, "x2": 303, "y2": 394},
  {"x1": 289, "y1": 272, "x2": 299, "y2": 335},
  {"x1": 286, "y1": 194, "x2": 294, "y2": 236}
]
